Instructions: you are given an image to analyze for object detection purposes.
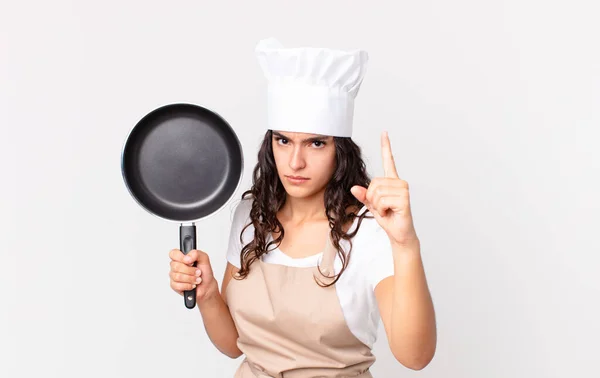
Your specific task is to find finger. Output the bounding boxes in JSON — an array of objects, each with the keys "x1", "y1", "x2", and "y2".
[
  {"x1": 350, "y1": 185, "x2": 369, "y2": 206},
  {"x1": 369, "y1": 185, "x2": 400, "y2": 211},
  {"x1": 365, "y1": 177, "x2": 385, "y2": 205},
  {"x1": 168, "y1": 248, "x2": 186, "y2": 263},
  {"x1": 195, "y1": 250, "x2": 211, "y2": 266},
  {"x1": 367, "y1": 179, "x2": 409, "y2": 201},
  {"x1": 381, "y1": 131, "x2": 399, "y2": 178},
  {"x1": 171, "y1": 281, "x2": 197, "y2": 294},
  {"x1": 373, "y1": 195, "x2": 407, "y2": 214},
  {"x1": 182, "y1": 249, "x2": 211, "y2": 265},
  {"x1": 170, "y1": 269, "x2": 203, "y2": 285},
  {"x1": 182, "y1": 249, "x2": 199, "y2": 265},
  {"x1": 170, "y1": 260, "x2": 202, "y2": 277},
  {"x1": 193, "y1": 250, "x2": 214, "y2": 281}
]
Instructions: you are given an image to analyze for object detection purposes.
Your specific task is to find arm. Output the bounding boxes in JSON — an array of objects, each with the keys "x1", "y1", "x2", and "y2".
[
  {"x1": 351, "y1": 131, "x2": 436, "y2": 370},
  {"x1": 197, "y1": 262, "x2": 243, "y2": 359},
  {"x1": 375, "y1": 239, "x2": 436, "y2": 370}
]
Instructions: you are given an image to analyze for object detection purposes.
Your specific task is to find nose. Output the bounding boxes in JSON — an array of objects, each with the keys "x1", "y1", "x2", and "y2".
[{"x1": 289, "y1": 145, "x2": 306, "y2": 171}]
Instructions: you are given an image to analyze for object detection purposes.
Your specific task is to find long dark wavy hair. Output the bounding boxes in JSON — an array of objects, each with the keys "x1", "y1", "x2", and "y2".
[{"x1": 234, "y1": 130, "x2": 373, "y2": 287}]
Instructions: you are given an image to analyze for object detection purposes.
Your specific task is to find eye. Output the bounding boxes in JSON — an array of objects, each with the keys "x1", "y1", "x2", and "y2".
[
  {"x1": 312, "y1": 140, "x2": 326, "y2": 148},
  {"x1": 274, "y1": 137, "x2": 288, "y2": 145}
]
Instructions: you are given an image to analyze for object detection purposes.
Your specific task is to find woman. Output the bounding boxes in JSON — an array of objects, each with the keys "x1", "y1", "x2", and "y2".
[{"x1": 168, "y1": 38, "x2": 437, "y2": 377}]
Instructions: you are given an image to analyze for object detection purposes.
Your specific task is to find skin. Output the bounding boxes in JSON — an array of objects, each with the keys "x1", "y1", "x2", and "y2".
[{"x1": 168, "y1": 130, "x2": 437, "y2": 370}]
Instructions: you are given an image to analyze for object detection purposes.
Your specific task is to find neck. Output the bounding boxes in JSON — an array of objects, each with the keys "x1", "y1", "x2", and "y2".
[{"x1": 280, "y1": 189, "x2": 327, "y2": 224}]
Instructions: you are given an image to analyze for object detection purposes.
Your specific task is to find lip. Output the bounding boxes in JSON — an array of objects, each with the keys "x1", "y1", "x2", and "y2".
[{"x1": 285, "y1": 175, "x2": 310, "y2": 184}]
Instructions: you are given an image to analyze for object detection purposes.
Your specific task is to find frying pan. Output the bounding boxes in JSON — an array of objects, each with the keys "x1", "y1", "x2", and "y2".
[{"x1": 120, "y1": 103, "x2": 244, "y2": 309}]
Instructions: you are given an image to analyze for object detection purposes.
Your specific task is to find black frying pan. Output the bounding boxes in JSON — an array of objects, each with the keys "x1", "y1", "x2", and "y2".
[{"x1": 121, "y1": 103, "x2": 244, "y2": 309}]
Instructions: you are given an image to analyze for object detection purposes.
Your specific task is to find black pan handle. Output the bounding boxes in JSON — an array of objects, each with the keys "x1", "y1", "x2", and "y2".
[{"x1": 180, "y1": 224, "x2": 197, "y2": 309}]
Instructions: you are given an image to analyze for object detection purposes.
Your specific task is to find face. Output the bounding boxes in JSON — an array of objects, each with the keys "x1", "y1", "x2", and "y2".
[{"x1": 271, "y1": 130, "x2": 336, "y2": 199}]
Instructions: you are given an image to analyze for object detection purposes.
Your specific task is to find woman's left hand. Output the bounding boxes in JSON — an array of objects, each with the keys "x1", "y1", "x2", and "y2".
[{"x1": 350, "y1": 131, "x2": 419, "y2": 248}]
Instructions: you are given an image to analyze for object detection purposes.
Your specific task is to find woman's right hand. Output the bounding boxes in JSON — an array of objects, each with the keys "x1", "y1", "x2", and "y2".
[{"x1": 169, "y1": 248, "x2": 219, "y2": 304}]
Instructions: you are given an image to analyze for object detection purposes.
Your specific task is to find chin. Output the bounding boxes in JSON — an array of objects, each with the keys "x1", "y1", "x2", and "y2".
[
  {"x1": 283, "y1": 184, "x2": 324, "y2": 199},
  {"x1": 283, "y1": 186, "x2": 311, "y2": 198}
]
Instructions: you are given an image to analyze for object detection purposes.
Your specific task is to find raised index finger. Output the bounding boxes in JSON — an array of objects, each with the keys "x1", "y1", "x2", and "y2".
[{"x1": 381, "y1": 131, "x2": 399, "y2": 178}]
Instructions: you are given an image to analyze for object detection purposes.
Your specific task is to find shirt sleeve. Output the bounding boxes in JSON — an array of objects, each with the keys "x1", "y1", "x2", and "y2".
[
  {"x1": 225, "y1": 198, "x2": 253, "y2": 269},
  {"x1": 365, "y1": 227, "x2": 396, "y2": 290}
]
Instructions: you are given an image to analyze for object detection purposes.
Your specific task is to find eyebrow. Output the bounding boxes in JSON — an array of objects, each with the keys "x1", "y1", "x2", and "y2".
[{"x1": 272, "y1": 131, "x2": 331, "y2": 143}]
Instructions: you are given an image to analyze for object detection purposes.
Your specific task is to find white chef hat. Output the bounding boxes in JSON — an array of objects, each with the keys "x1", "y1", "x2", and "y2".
[{"x1": 255, "y1": 37, "x2": 369, "y2": 138}]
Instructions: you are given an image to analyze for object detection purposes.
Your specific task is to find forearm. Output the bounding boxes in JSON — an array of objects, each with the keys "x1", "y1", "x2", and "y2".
[
  {"x1": 390, "y1": 240, "x2": 437, "y2": 369},
  {"x1": 197, "y1": 282, "x2": 242, "y2": 359}
]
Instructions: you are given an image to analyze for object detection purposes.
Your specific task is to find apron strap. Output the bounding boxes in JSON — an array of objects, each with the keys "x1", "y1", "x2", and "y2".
[{"x1": 316, "y1": 233, "x2": 338, "y2": 283}]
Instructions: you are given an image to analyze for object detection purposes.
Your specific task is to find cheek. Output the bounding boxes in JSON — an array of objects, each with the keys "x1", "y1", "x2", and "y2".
[
  {"x1": 272, "y1": 148, "x2": 284, "y2": 168},
  {"x1": 324, "y1": 148, "x2": 336, "y2": 167},
  {"x1": 312, "y1": 150, "x2": 336, "y2": 178}
]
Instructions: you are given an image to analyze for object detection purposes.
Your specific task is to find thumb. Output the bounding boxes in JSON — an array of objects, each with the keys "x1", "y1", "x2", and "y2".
[
  {"x1": 350, "y1": 185, "x2": 368, "y2": 205},
  {"x1": 195, "y1": 250, "x2": 211, "y2": 267},
  {"x1": 183, "y1": 249, "x2": 198, "y2": 265},
  {"x1": 195, "y1": 250, "x2": 215, "y2": 279},
  {"x1": 183, "y1": 249, "x2": 209, "y2": 266}
]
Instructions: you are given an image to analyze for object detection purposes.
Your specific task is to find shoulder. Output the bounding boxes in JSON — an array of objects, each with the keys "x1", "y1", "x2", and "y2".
[
  {"x1": 225, "y1": 196, "x2": 255, "y2": 268},
  {"x1": 228, "y1": 196, "x2": 253, "y2": 225},
  {"x1": 226, "y1": 196, "x2": 255, "y2": 246}
]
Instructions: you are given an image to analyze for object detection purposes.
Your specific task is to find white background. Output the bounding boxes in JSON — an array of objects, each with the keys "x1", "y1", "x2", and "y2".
[{"x1": 1, "y1": 1, "x2": 598, "y2": 377}]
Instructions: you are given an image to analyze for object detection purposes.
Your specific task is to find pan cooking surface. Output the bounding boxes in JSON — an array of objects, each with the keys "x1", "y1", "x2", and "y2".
[{"x1": 122, "y1": 104, "x2": 243, "y2": 222}]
